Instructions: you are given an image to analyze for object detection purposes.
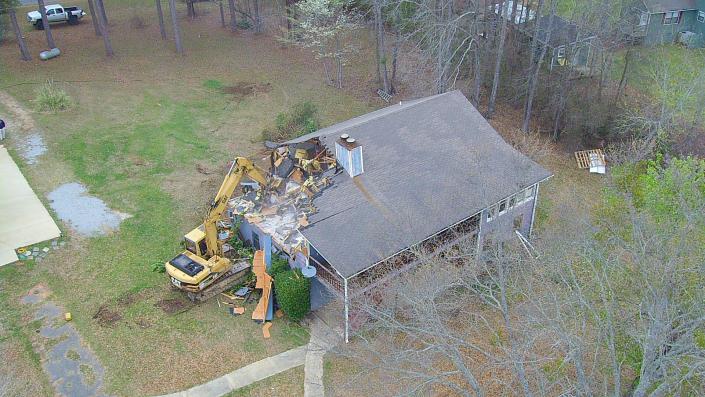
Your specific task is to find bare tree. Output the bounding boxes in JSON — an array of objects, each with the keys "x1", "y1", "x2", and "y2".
[
  {"x1": 487, "y1": 0, "x2": 510, "y2": 118},
  {"x1": 287, "y1": 0, "x2": 359, "y2": 89},
  {"x1": 168, "y1": 0, "x2": 184, "y2": 54},
  {"x1": 36, "y1": 0, "x2": 56, "y2": 48},
  {"x1": 95, "y1": 0, "x2": 108, "y2": 25},
  {"x1": 156, "y1": 0, "x2": 168, "y2": 40},
  {"x1": 86, "y1": 0, "x2": 101, "y2": 36},
  {"x1": 228, "y1": 0, "x2": 237, "y2": 31},
  {"x1": 6, "y1": 5, "x2": 31, "y2": 61},
  {"x1": 219, "y1": 0, "x2": 226, "y2": 27},
  {"x1": 94, "y1": 0, "x2": 113, "y2": 57},
  {"x1": 521, "y1": 0, "x2": 553, "y2": 133}
]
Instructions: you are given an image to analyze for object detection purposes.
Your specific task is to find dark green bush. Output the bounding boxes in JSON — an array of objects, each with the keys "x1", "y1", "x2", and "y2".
[
  {"x1": 274, "y1": 269, "x2": 311, "y2": 321},
  {"x1": 262, "y1": 101, "x2": 319, "y2": 142},
  {"x1": 269, "y1": 256, "x2": 290, "y2": 280}
]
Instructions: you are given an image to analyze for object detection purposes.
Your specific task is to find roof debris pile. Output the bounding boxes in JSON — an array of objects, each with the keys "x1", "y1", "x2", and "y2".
[{"x1": 228, "y1": 138, "x2": 337, "y2": 254}]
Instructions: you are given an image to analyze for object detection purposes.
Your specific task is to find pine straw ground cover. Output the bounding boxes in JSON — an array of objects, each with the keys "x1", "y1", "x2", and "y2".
[{"x1": 0, "y1": 0, "x2": 371, "y2": 395}]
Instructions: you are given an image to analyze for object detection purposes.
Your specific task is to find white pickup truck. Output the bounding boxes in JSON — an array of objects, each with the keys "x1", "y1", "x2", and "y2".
[{"x1": 27, "y1": 4, "x2": 85, "y2": 30}]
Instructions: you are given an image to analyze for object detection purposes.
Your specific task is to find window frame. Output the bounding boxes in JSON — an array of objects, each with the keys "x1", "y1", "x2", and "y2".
[
  {"x1": 639, "y1": 12, "x2": 649, "y2": 26},
  {"x1": 663, "y1": 10, "x2": 681, "y2": 25},
  {"x1": 698, "y1": 10, "x2": 705, "y2": 23}
]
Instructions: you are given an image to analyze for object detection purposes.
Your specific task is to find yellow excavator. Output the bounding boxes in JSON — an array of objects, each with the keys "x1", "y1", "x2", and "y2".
[{"x1": 165, "y1": 157, "x2": 268, "y2": 302}]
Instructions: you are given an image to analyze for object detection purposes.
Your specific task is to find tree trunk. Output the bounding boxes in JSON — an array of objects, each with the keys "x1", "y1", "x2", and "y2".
[
  {"x1": 253, "y1": 0, "x2": 261, "y2": 32},
  {"x1": 472, "y1": 45, "x2": 482, "y2": 107},
  {"x1": 487, "y1": 2, "x2": 509, "y2": 118},
  {"x1": 228, "y1": 0, "x2": 237, "y2": 32},
  {"x1": 335, "y1": 36, "x2": 343, "y2": 89},
  {"x1": 168, "y1": 0, "x2": 184, "y2": 54},
  {"x1": 94, "y1": 0, "x2": 113, "y2": 57},
  {"x1": 186, "y1": 0, "x2": 195, "y2": 19},
  {"x1": 285, "y1": 0, "x2": 293, "y2": 35},
  {"x1": 9, "y1": 9, "x2": 31, "y2": 61},
  {"x1": 522, "y1": 0, "x2": 552, "y2": 133},
  {"x1": 219, "y1": 0, "x2": 226, "y2": 27},
  {"x1": 613, "y1": 49, "x2": 631, "y2": 106},
  {"x1": 156, "y1": 0, "x2": 168, "y2": 40},
  {"x1": 37, "y1": 0, "x2": 56, "y2": 49},
  {"x1": 390, "y1": 25, "x2": 400, "y2": 94},
  {"x1": 87, "y1": 0, "x2": 102, "y2": 36},
  {"x1": 95, "y1": 0, "x2": 108, "y2": 25},
  {"x1": 376, "y1": 4, "x2": 390, "y2": 93}
]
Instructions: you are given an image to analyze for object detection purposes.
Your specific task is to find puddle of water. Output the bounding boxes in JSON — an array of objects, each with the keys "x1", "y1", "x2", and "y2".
[
  {"x1": 22, "y1": 290, "x2": 107, "y2": 397},
  {"x1": 20, "y1": 133, "x2": 47, "y2": 165},
  {"x1": 48, "y1": 183, "x2": 129, "y2": 237}
]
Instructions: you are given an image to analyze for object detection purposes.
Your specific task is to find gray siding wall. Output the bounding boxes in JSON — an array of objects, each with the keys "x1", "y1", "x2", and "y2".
[
  {"x1": 477, "y1": 184, "x2": 538, "y2": 248},
  {"x1": 645, "y1": 10, "x2": 705, "y2": 46}
]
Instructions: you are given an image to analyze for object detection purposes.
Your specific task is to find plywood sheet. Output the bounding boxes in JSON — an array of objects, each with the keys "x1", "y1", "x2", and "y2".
[{"x1": 0, "y1": 146, "x2": 61, "y2": 266}]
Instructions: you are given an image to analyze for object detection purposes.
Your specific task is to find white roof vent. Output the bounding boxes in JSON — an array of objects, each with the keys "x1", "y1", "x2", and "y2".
[
  {"x1": 340, "y1": 133, "x2": 349, "y2": 140},
  {"x1": 346, "y1": 137, "x2": 355, "y2": 144}
]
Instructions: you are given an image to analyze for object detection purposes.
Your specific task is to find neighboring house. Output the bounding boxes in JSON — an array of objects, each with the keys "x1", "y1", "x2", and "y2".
[
  {"x1": 531, "y1": 15, "x2": 603, "y2": 72},
  {"x1": 627, "y1": 0, "x2": 705, "y2": 47},
  {"x1": 490, "y1": 1, "x2": 603, "y2": 73},
  {"x1": 235, "y1": 91, "x2": 552, "y2": 340}
]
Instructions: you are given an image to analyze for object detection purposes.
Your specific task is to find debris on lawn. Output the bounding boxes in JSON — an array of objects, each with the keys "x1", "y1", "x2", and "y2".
[
  {"x1": 93, "y1": 305, "x2": 122, "y2": 327},
  {"x1": 230, "y1": 306, "x2": 246, "y2": 315},
  {"x1": 65, "y1": 312, "x2": 72, "y2": 321},
  {"x1": 155, "y1": 298, "x2": 189, "y2": 315},
  {"x1": 262, "y1": 322, "x2": 272, "y2": 339},
  {"x1": 574, "y1": 149, "x2": 606, "y2": 174}
]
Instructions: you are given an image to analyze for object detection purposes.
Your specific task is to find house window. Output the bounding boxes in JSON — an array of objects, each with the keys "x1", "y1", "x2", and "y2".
[
  {"x1": 555, "y1": 47, "x2": 566, "y2": 66},
  {"x1": 487, "y1": 205, "x2": 497, "y2": 222},
  {"x1": 639, "y1": 12, "x2": 649, "y2": 26},
  {"x1": 523, "y1": 185, "x2": 535, "y2": 202},
  {"x1": 663, "y1": 10, "x2": 681, "y2": 25},
  {"x1": 498, "y1": 200, "x2": 507, "y2": 215},
  {"x1": 698, "y1": 11, "x2": 705, "y2": 23}
]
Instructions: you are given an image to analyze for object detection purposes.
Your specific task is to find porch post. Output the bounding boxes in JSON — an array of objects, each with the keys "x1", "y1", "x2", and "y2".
[
  {"x1": 529, "y1": 183, "x2": 540, "y2": 238},
  {"x1": 344, "y1": 277, "x2": 349, "y2": 343}
]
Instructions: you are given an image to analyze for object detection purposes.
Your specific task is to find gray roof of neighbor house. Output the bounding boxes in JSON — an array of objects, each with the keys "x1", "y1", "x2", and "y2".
[
  {"x1": 643, "y1": 0, "x2": 700, "y2": 13},
  {"x1": 534, "y1": 14, "x2": 595, "y2": 47},
  {"x1": 288, "y1": 91, "x2": 552, "y2": 278}
]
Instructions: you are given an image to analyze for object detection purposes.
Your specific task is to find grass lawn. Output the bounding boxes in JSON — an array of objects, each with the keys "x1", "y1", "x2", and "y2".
[{"x1": 0, "y1": 0, "x2": 372, "y2": 395}]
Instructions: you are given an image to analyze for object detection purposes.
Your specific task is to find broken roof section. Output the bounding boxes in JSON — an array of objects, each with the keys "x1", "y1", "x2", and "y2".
[
  {"x1": 288, "y1": 90, "x2": 552, "y2": 278},
  {"x1": 229, "y1": 138, "x2": 336, "y2": 256}
]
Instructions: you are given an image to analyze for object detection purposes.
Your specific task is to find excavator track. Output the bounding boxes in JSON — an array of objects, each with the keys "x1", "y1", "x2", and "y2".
[{"x1": 186, "y1": 261, "x2": 251, "y2": 303}]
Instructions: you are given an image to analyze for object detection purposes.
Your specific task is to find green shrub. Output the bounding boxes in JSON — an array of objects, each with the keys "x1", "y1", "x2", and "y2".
[
  {"x1": 237, "y1": 19, "x2": 252, "y2": 30},
  {"x1": 262, "y1": 101, "x2": 319, "y2": 142},
  {"x1": 35, "y1": 80, "x2": 72, "y2": 112},
  {"x1": 269, "y1": 256, "x2": 290, "y2": 279},
  {"x1": 274, "y1": 269, "x2": 311, "y2": 321},
  {"x1": 203, "y1": 79, "x2": 224, "y2": 91}
]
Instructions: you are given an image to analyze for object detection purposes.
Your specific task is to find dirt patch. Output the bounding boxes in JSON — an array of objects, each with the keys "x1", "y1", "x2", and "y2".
[
  {"x1": 134, "y1": 318, "x2": 152, "y2": 329},
  {"x1": 21, "y1": 283, "x2": 51, "y2": 304},
  {"x1": 92, "y1": 305, "x2": 122, "y2": 327},
  {"x1": 155, "y1": 298, "x2": 189, "y2": 314},
  {"x1": 222, "y1": 82, "x2": 272, "y2": 101}
]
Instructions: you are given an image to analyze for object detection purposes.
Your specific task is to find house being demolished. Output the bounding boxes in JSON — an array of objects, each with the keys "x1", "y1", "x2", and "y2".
[{"x1": 228, "y1": 90, "x2": 552, "y2": 341}]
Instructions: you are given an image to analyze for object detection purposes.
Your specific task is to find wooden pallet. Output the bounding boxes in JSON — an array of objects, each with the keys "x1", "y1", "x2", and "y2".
[{"x1": 574, "y1": 149, "x2": 605, "y2": 169}]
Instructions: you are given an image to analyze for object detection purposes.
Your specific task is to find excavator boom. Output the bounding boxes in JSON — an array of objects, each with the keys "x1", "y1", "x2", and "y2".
[
  {"x1": 203, "y1": 158, "x2": 268, "y2": 258},
  {"x1": 165, "y1": 157, "x2": 268, "y2": 302}
]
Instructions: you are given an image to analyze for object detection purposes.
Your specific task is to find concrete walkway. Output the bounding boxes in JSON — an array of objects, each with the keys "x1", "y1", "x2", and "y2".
[
  {"x1": 159, "y1": 345, "x2": 308, "y2": 397},
  {"x1": 304, "y1": 315, "x2": 343, "y2": 397}
]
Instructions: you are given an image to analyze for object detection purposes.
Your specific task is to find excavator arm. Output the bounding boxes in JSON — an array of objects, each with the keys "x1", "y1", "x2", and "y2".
[{"x1": 203, "y1": 157, "x2": 268, "y2": 258}]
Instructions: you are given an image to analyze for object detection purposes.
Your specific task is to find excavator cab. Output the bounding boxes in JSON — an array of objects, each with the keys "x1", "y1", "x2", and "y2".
[{"x1": 183, "y1": 226, "x2": 207, "y2": 258}]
